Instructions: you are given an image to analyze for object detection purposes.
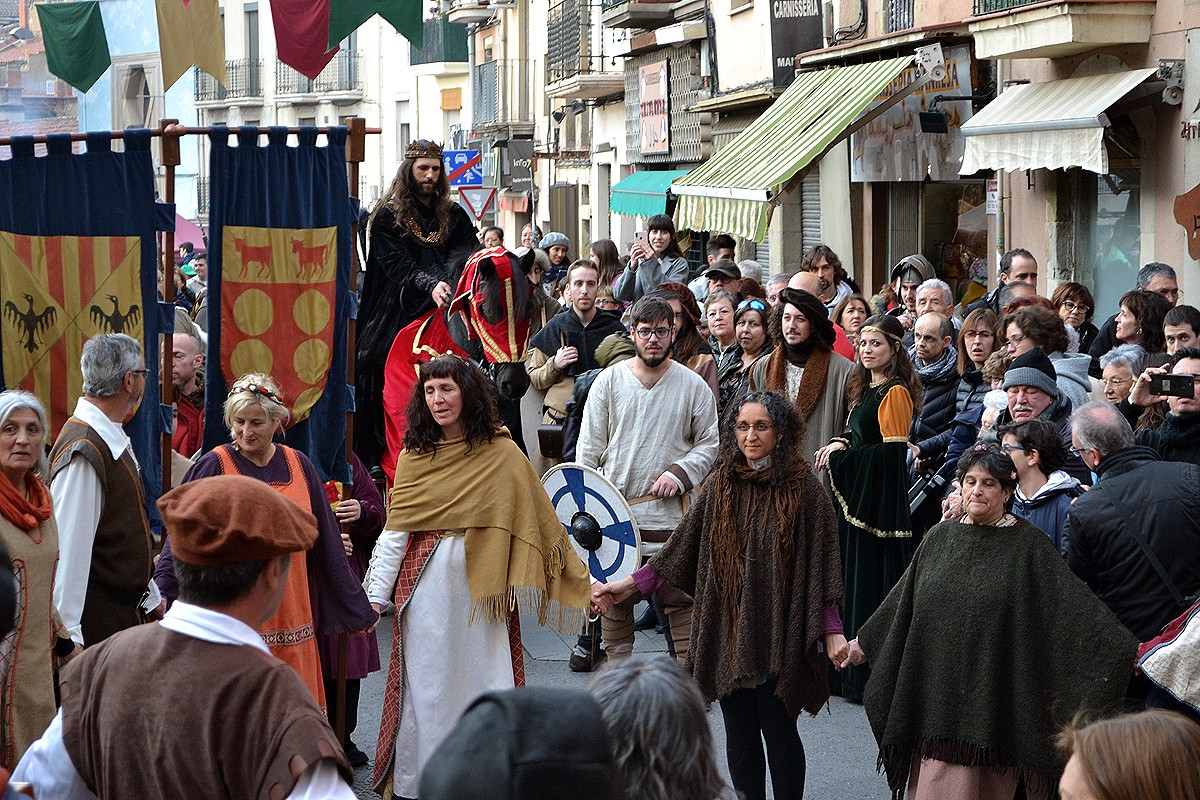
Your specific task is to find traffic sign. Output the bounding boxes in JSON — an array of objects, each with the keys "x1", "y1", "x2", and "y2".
[
  {"x1": 444, "y1": 150, "x2": 483, "y2": 187},
  {"x1": 459, "y1": 187, "x2": 497, "y2": 221}
]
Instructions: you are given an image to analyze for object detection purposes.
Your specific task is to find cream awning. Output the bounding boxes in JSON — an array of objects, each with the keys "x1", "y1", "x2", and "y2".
[
  {"x1": 671, "y1": 56, "x2": 915, "y2": 242},
  {"x1": 960, "y1": 68, "x2": 1157, "y2": 175}
]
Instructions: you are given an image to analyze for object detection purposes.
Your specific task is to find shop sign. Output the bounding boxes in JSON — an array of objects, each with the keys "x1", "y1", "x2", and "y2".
[
  {"x1": 770, "y1": 0, "x2": 822, "y2": 89},
  {"x1": 1175, "y1": 183, "x2": 1200, "y2": 261},
  {"x1": 986, "y1": 179, "x2": 999, "y2": 215},
  {"x1": 506, "y1": 140, "x2": 534, "y2": 193},
  {"x1": 850, "y1": 44, "x2": 974, "y2": 183},
  {"x1": 639, "y1": 60, "x2": 670, "y2": 156}
]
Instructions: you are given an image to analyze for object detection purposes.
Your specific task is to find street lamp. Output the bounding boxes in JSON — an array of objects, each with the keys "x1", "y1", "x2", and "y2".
[{"x1": 0, "y1": 26, "x2": 34, "y2": 55}]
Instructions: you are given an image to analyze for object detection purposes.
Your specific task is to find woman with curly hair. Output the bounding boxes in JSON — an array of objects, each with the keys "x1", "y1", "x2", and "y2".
[
  {"x1": 841, "y1": 445, "x2": 1137, "y2": 800},
  {"x1": 364, "y1": 354, "x2": 596, "y2": 799},
  {"x1": 597, "y1": 391, "x2": 845, "y2": 800},
  {"x1": 814, "y1": 314, "x2": 921, "y2": 702}
]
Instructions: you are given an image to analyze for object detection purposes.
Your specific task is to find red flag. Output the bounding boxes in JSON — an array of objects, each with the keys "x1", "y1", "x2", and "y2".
[{"x1": 271, "y1": 0, "x2": 339, "y2": 81}]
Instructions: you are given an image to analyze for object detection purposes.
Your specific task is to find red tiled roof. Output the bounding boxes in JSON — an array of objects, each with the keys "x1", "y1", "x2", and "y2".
[
  {"x1": 0, "y1": 116, "x2": 81, "y2": 139},
  {"x1": 0, "y1": 39, "x2": 43, "y2": 64}
]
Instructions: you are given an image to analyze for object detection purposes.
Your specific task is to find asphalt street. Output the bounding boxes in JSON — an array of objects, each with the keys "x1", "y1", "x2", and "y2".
[{"x1": 348, "y1": 604, "x2": 890, "y2": 799}]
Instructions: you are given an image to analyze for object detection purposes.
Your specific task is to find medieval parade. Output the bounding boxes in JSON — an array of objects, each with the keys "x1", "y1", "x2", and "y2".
[{"x1": 1, "y1": 0, "x2": 1200, "y2": 798}]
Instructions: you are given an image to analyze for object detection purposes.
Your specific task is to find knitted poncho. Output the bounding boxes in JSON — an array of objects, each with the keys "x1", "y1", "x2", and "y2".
[{"x1": 858, "y1": 516, "x2": 1137, "y2": 798}]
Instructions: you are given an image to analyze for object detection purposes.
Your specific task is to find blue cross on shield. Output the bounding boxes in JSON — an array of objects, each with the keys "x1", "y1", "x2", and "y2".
[{"x1": 542, "y1": 463, "x2": 642, "y2": 584}]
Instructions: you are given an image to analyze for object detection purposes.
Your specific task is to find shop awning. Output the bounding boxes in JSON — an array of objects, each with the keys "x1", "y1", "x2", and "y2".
[
  {"x1": 610, "y1": 169, "x2": 691, "y2": 218},
  {"x1": 960, "y1": 68, "x2": 1157, "y2": 175},
  {"x1": 671, "y1": 56, "x2": 915, "y2": 242}
]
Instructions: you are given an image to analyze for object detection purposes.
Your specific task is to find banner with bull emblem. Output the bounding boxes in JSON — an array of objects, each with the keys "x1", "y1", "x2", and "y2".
[
  {"x1": 0, "y1": 130, "x2": 165, "y2": 514},
  {"x1": 203, "y1": 126, "x2": 353, "y2": 483}
]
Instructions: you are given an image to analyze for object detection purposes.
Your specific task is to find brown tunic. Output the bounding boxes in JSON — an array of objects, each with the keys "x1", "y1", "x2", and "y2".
[
  {"x1": 61, "y1": 623, "x2": 353, "y2": 800},
  {"x1": 48, "y1": 418, "x2": 153, "y2": 646}
]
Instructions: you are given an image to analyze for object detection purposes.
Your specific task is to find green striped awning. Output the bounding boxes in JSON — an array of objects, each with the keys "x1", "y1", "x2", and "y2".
[
  {"x1": 673, "y1": 56, "x2": 915, "y2": 242},
  {"x1": 610, "y1": 169, "x2": 692, "y2": 218}
]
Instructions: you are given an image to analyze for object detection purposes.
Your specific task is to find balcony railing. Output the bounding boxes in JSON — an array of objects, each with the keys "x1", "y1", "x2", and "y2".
[
  {"x1": 973, "y1": 0, "x2": 1041, "y2": 13},
  {"x1": 412, "y1": 17, "x2": 470, "y2": 65},
  {"x1": 195, "y1": 58, "x2": 264, "y2": 102},
  {"x1": 887, "y1": 0, "x2": 914, "y2": 32},
  {"x1": 197, "y1": 177, "x2": 210, "y2": 218},
  {"x1": 547, "y1": 0, "x2": 617, "y2": 84},
  {"x1": 472, "y1": 59, "x2": 534, "y2": 128},
  {"x1": 276, "y1": 51, "x2": 363, "y2": 95}
]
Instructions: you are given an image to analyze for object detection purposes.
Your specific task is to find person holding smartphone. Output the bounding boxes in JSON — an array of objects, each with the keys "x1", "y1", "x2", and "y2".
[
  {"x1": 1130, "y1": 347, "x2": 1200, "y2": 466},
  {"x1": 614, "y1": 214, "x2": 689, "y2": 303}
]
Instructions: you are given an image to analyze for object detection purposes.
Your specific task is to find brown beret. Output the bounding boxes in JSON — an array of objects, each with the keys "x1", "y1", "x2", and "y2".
[{"x1": 158, "y1": 475, "x2": 318, "y2": 566}]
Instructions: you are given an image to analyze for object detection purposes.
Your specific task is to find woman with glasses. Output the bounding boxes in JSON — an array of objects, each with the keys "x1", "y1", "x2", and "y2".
[
  {"x1": 813, "y1": 314, "x2": 921, "y2": 702},
  {"x1": 1051, "y1": 282, "x2": 1098, "y2": 355},
  {"x1": 999, "y1": 418, "x2": 1080, "y2": 554},
  {"x1": 838, "y1": 445, "x2": 1136, "y2": 800},
  {"x1": 1004, "y1": 305, "x2": 1093, "y2": 412},
  {"x1": 595, "y1": 391, "x2": 845, "y2": 800}
]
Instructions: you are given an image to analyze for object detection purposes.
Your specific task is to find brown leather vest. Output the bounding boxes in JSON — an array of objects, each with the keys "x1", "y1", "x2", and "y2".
[{"x1": 49, "y1": 417, "x2": 153, "y2": 645}]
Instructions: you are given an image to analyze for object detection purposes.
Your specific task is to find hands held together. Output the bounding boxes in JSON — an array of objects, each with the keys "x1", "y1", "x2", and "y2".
[{"x1": 590, "y1": 578, "x2": 637, "y2": 617}]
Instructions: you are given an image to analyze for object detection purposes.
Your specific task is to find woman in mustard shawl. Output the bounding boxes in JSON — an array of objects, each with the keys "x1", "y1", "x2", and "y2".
[{"x1": 365, "y1": 354, "x2": 596, "y2": 800}]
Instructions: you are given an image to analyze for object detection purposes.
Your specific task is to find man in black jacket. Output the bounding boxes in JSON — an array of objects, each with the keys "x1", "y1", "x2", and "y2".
[
  {"x1": 907, "y1": 312, "x2": 959, "y2": 535},
  {"x1": 965, "y1": 248, "x2": 1039, "y2": 316},
  {"x1": 526, "y1": 260, "x2": 627, "y2": 429},
  {"x1": 1065, "y1": 401, "x2": 1200, "y2": 642},
  {"x1": 1134, "y1": 347, "x2": 1200, "y2": 467}
]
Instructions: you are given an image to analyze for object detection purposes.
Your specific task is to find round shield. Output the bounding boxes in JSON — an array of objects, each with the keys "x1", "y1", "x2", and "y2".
[{"x1": 542, "y1": 462, "x2": 641, "y2": 584}]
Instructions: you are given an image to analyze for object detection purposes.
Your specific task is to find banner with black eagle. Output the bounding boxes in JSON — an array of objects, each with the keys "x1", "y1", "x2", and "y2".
[
  {"x1": 203, "y1": 126, "x2": 353, "y2": 483},
  {"x1": 0, "y1": 130, "x2": 167, "y2": 511}
]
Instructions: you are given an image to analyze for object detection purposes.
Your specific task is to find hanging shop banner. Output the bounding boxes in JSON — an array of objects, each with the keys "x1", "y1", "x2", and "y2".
[
  {"x1": 851, "y1": 44, "x2": 975, "y2": 183},
  {"x1": 506, "y1": 139, "x2": 534, "y2": 193},
  {"x1": 770, "y1": 0, "x2": 822, "y2": 89},
  {"x1": 639, "y1": 60, "x2": 670, "y2": 156},
  {"x1": 204, "y1": 126, "x2": 354, "y2": 483},
  {"x1": 0, "y1": 130, "x2": 167, "y2": 514}
]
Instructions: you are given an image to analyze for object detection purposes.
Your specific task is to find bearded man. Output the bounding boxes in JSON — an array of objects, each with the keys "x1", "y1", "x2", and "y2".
[{"x1": 355, "y1": 140, "x2": 479, "y2": 471}]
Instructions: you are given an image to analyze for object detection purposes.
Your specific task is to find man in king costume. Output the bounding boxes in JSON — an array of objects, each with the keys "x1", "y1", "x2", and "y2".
[{"x1": 355, "y1": 140, "x2": 479, "y2": 472}]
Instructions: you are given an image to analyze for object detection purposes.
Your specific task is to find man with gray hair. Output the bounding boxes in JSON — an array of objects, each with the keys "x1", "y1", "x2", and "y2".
[
  {"x1": 1065, "y1": 401, "x2": 1200, "y2": 642},
  {"x1": 48, "y1": 333, "x2": 157, "y2": 648},
  {"x1": 765, "y1": 274, "x2": 790, "y2": 309}
]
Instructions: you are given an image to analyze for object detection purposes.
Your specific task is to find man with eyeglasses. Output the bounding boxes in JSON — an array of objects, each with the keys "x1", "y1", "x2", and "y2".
[
  {"x1": 48, "y1": 334, "x2": 158, "y2": 650},
  {"x1": 1065, "y1": 402, "x2": 1200, "y2": 652},
  {"x1": 1130, "y1": 347, "x2": 1200, "y2": 467},
  {"x1": 1088, "y1": 263, "x2": 1181, "y2": 377},
  {"x1": 992, "y1": 347, "x2": 1091, "y2": 484},
  {"x1": 578, "y1": 296, "x2": 718, "y2": 666}
]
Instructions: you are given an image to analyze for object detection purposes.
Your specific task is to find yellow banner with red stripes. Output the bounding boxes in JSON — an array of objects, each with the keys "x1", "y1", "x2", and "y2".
[{"x1": 0, "y1": 232, "x2": 143, "y2": 434}]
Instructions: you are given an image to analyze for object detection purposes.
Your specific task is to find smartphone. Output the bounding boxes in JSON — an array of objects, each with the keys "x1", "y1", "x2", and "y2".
[
  {"x1": 1149, "y1": 373, "x2": 1196, "y2": 398},
  {"x1": 634, "y1": 231, "x2": 648, "y2": 247}
]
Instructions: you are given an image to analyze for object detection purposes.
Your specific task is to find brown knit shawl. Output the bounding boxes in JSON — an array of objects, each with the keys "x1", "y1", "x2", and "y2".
[
  {"x1": 650, "y1": 464, "x2": 844, "y2": 717},
  {"x1": 707, "y1": 462, "x2": 808, "y2": 650},
  {"x1": 763, "y1": 345, "x2": 832, "y2": 421}
]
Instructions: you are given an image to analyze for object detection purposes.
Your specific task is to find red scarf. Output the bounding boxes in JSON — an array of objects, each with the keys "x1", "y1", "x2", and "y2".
[{"x1": 0, "y1": 470, "x2": 52, "y2": 531}]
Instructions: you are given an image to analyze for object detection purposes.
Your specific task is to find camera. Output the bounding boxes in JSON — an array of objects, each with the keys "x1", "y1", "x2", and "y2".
[{"x1": 1149, "y1": 373, "x2": 1196, "y2": 399}]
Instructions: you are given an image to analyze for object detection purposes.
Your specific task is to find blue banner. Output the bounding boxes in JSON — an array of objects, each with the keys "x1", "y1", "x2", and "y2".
[
  {"x1": 0, "y1": 130, "x2": 166, "y2": 521},
  {"x1": 203, "y1": 126, "x2": 353, "y2": 483}
]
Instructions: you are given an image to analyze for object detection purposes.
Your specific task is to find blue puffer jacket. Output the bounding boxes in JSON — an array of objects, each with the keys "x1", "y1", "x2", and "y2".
[{"x1": 1011, "y1": 470, "x2": 1081, "y2": 556}]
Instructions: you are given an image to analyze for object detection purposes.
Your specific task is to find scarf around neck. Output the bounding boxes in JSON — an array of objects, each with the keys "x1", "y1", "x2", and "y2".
[
  {"x1": 0, "y1": 470, "x2": 52, "y2": 532},
  {"x1": 387, "y1": 428, "x2": 589, "y2": 631},
  {"x1": 764, "y1": 343, "x2": 832, "y2": 421},
  {"x1": 911, "y1": 343, "x2": 958, "y2": 383}
]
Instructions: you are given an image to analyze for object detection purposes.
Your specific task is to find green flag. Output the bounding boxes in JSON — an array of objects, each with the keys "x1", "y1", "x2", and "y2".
[
  {"x1": 328, "y1": 0, "x2": 423, "y2": 51},
  {"x1": 37, "y1": 1, "x2": 112, "y2": 93}
]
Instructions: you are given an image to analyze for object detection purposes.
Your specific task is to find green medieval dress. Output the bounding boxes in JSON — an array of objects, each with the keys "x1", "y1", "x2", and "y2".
[{"x1": 827, "y1": 379, "x2": 915, "y2": 701}]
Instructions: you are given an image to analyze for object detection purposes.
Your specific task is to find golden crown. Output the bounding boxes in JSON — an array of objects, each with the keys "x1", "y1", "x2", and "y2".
[{"x1": 405, "y1": 139, "x2": 445, "y2": 159}]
